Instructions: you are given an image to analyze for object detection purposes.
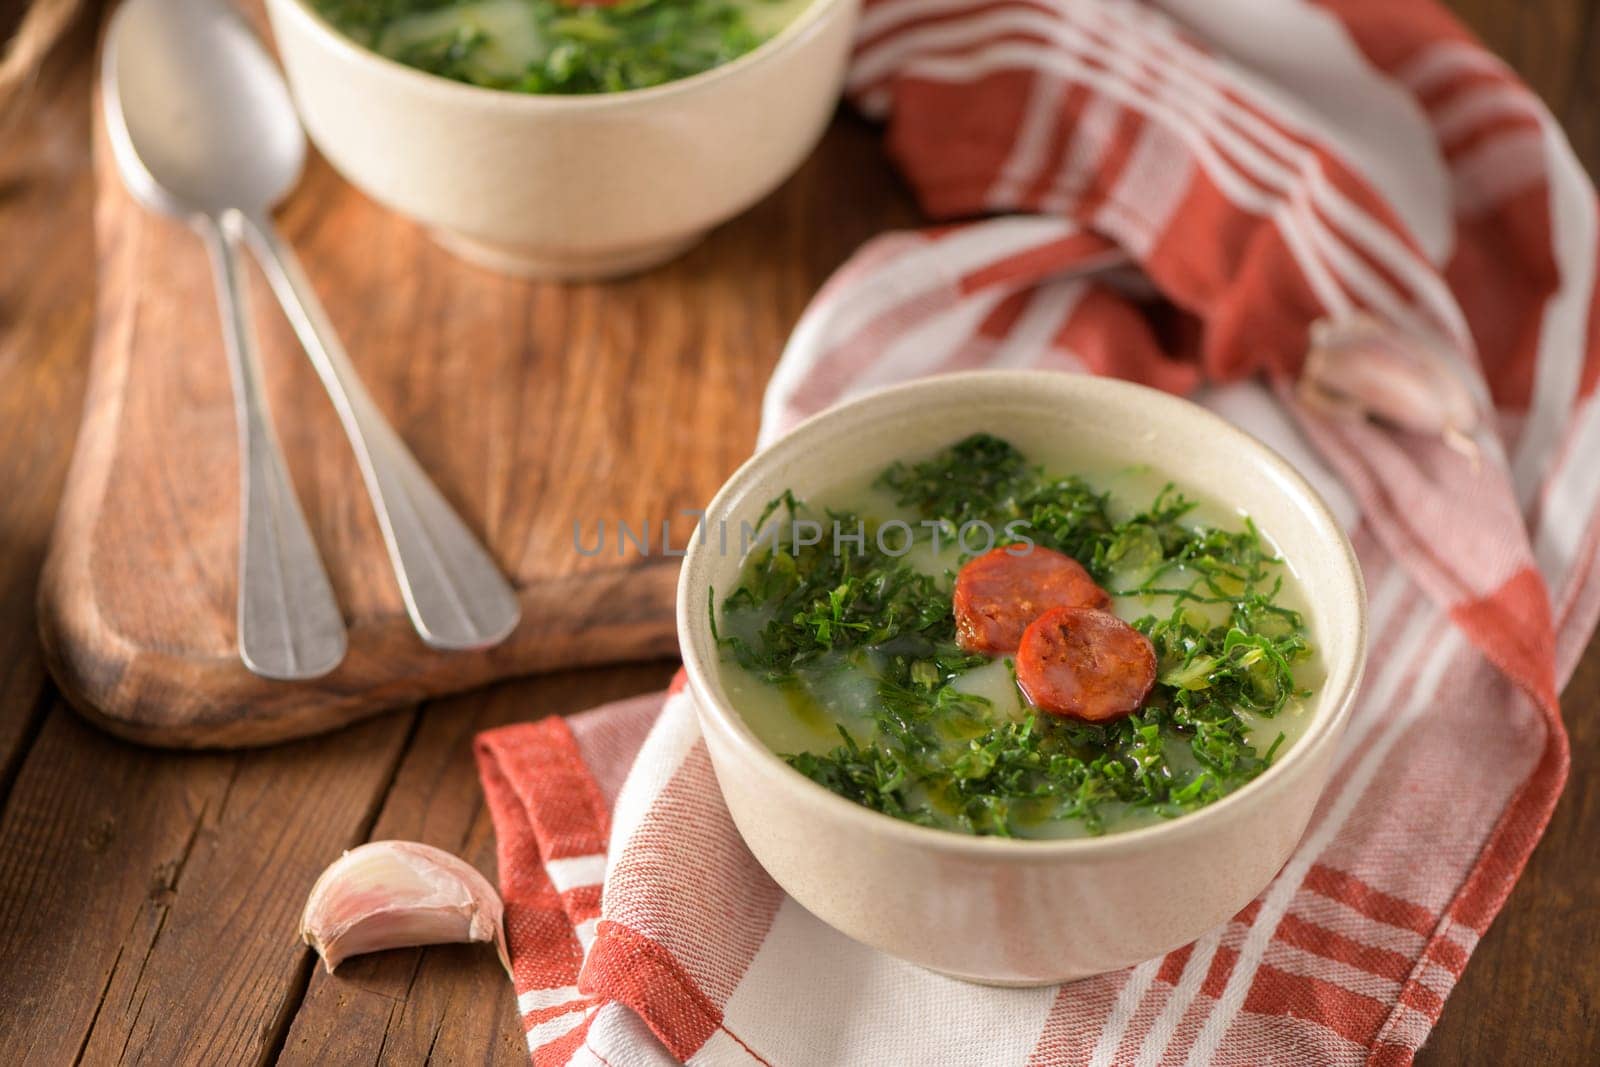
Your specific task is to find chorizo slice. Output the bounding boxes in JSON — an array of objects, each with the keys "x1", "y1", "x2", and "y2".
[
  {"x1": 953, "y1": 546, "x2": 1110, "y2": 654},
  {"x1": 1015, "y1": 606, "x2": 1156, "y2": 723}
]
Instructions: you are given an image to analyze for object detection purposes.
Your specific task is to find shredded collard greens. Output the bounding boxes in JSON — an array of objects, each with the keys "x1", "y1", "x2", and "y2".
[
  {"x1": 315, "y1": 0, "x2": 784, "y2": 94},
  {"x1": 717, "y1": 434, "x2": 1314, "y2": 837}
]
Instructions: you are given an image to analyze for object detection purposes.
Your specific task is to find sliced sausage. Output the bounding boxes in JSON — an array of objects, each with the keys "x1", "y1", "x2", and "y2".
[
  {"x1": 952, "y1": 546, "x2": 1110, "y2": 654},
  {"x1": 1015, "y1": 606, "x2": 1156, "y2": 723}
]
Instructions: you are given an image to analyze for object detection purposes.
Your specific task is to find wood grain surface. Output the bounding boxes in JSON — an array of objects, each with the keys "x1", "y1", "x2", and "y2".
[
  {"x1": 0, "y1": 0, "x2": 1595, "y2": 1064},
  {"x1": 36, "y1": 1, "x2": 916, "y2": 747}
]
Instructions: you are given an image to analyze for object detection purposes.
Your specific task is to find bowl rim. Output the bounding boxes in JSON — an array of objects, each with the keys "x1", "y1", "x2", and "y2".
[
  {"x1": 677, "y1": 370, "x2": 1369, "y2": 859},
  {"x1": 271, "y1": 0, "x2": 854, "y2": 110}
]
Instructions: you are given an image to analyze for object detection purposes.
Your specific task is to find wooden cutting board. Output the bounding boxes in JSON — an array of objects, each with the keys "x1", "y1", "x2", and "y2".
[{"x1": 37, "y1": 59, "x2": 919, "y2": 747}]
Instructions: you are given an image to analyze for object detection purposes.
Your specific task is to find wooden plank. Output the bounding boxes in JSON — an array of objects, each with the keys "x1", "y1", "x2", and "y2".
[
  {"x1": 1553, "y1": 2, "x2": 1600, "y2": 204},
  {"x1": 1446, "y1": 0, "x2": 1595, "y2": 108},
  {"x1": 277, "y1": 663, "x2": 675, "y2": 1066},
  {"x1": 0, "y1": 704, "x2": 413, "y2": 1065},
  {"x1": 0, "y1": 8, "x2": 98, "y2": 789},
  {"x1": 38, "y1": 0, "x2": 922, "y2": 748}
]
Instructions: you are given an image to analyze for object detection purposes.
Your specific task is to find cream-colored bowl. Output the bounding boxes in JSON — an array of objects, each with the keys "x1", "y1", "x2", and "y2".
[
  {"x1": 677, "y1": 371, "x2": 1367, "y2": 985},
  {"x1": 263, "y1": 0, "x2": 860, "y2": 279}
]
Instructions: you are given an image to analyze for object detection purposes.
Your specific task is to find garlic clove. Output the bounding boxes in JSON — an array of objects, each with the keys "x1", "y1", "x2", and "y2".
[
  {"x1": 1298, "y1": 314, "x2": 1482, "y2": 458},
  {"x1": 301, "y1": 840, "x2": 511, "y2": 975}
]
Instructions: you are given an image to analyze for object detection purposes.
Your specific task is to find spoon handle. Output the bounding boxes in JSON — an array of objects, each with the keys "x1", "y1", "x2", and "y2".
[
  {"x1": 240, "y1": 213, "x2": 521, "y2": 652},
  {"x1": 200, "y1": 214, "x2": 347, "y2": 680}
]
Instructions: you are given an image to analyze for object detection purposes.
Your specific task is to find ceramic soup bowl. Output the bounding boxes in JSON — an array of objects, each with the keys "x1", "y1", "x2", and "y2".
[
  {"x1": 263, "y1": 0, "x2": 860, "y2": 280},
  {"x1": 677, "y1": 371, "x2": 1367, "y2": 985}
]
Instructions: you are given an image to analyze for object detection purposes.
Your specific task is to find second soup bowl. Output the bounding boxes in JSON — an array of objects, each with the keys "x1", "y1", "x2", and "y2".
[{"x1": 264, "y1": 0, "x2": 860, "y2": 280}]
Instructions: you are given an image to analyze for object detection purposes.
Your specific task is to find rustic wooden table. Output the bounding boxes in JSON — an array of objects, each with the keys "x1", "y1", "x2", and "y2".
[{"x1": 1, "y1": 2, "x2": 1595, "y2": 1063}]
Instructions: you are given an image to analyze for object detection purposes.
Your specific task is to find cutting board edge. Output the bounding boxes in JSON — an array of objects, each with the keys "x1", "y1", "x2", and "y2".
[{"x1": 38, "y1": 526, "x2": 685, "y2": 748}]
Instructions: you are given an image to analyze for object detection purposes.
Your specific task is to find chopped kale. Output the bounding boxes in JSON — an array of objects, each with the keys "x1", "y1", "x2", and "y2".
[{"x1": 315, "y1": 0, "x2": 783, "y2": 94}]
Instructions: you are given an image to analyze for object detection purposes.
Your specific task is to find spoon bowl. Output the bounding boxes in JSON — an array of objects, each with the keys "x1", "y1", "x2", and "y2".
[{"x1": 106, "y1": 0, "x2": 304, "y2": 219}]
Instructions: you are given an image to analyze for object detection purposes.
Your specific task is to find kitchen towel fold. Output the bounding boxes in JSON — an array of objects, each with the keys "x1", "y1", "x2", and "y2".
[{"x1": 475, "y1": 0, "x2": 1600, "y2": 1063}]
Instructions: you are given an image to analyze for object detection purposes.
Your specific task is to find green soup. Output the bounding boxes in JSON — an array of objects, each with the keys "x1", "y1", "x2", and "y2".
[
  {"x1": 312, "y1": 0, "x2": 816, "y2": 94},
  {"x1": 714, "y1": 434, "x2": 1322, "y2": 839}
]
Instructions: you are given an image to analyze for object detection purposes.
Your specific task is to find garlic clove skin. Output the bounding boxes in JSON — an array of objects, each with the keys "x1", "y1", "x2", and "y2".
[
  {"x1": 1298, "y1": 315, "x2": 1482, "y2": 455},
  {"x1": 301, "y1": 840, "x2": 511, "y2": 976}
]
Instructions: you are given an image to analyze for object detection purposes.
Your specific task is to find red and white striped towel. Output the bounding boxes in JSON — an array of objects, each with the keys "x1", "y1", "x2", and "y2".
[{"x1": 475, "y1": 0, "x2": 1600, "y2": 1062}]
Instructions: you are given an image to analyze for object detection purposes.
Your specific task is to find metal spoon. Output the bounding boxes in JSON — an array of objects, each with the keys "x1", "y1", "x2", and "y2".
[
  {"x1": 104, "y1": 0, "x2": 345, "y2": 679},
  {"x1": 104, "y1": 0, "x2": 521, "y2": 659}
]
